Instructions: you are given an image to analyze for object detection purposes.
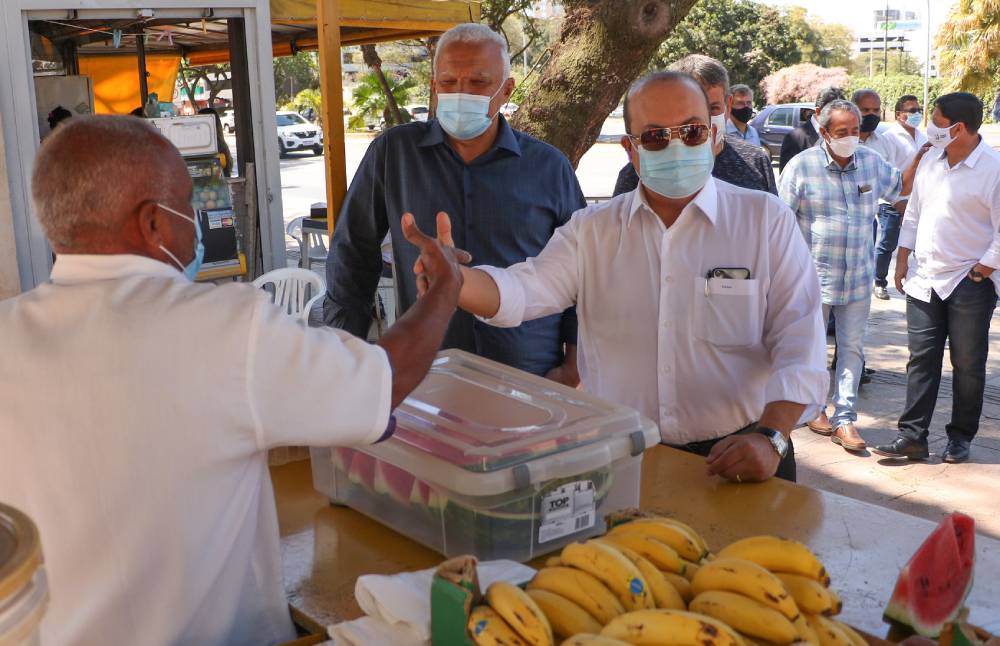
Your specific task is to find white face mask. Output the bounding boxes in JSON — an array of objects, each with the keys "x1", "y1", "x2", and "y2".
[
  {"x1": 825, "y1": 135, "x2": 859, "y2": 158},
  {"x1": 927, "y1": 122, "x2": 957, "y2": 149},
  {"x1": 711, "y1": 113, "x2": 727, "y2": 146}
]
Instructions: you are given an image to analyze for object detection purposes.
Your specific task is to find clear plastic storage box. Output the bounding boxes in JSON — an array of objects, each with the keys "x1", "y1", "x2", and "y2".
[{"x1": 310, "y1": 350, "x2": 659, "y2": 562}]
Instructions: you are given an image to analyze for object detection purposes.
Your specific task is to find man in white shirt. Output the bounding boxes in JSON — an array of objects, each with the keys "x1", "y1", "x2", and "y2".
[
  {"x1": 413, "y1": 72, "x2": 828, "y2": 483},
  {"x1": 874, "y1": 93, "x2": 1000, "y2": 464},
  {"x1": 0, "y1": 116, "x2": 465, "y2": 645}
]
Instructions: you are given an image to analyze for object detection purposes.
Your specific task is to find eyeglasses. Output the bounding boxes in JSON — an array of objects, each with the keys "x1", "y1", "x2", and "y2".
[
  {"x1": 898, "y1": 107, "x2": 922, "y2": 114},
  {"x1": 626, "y1": 124, "x2": 711, "y2": 151}
]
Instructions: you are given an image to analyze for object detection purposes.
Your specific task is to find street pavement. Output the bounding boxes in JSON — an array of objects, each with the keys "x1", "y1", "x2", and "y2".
[{"x1": 272, "y1": 124, "x2": 1000, "y2": 539}]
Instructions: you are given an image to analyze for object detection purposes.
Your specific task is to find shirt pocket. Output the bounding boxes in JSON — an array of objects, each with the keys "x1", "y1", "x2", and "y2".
[{"x1": 693, "y1": 277, "x2": 762, "y2": 348}]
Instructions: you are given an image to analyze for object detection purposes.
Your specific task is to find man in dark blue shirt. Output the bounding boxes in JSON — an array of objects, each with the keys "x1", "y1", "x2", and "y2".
[{"x1": 323, "y1": 24, "x2": 584, "y2": 383}]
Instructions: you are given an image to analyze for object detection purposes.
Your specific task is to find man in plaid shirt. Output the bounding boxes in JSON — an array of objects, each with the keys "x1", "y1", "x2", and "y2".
[{"x1": 780, "y1": 99, "x2": 914, "y2": 453}]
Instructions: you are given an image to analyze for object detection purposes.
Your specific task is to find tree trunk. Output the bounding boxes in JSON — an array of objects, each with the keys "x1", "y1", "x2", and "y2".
[
  {"x1": 361, "y1": 44, "x2": 404, "y2": 126},
  {"x1": 425, "y1": 36, "x2": 440, "y2": 119},
  {"x1": 510, "y1": 0, "x2": 698, "y2": 167}
]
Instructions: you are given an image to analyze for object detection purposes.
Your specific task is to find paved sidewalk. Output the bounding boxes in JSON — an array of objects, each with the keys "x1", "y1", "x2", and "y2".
[{"x1": 794, "y1": 285, "x2": 1000, "y2": 539}]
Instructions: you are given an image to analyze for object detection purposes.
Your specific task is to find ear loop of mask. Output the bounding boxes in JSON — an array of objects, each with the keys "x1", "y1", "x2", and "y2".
[{"x1": 157, "y1": 203, "x2": 197, "y2": 272}]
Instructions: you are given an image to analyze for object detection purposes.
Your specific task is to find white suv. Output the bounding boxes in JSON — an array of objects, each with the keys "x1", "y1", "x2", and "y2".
[{"x1": 276, "y1": 111, "x2": 323, "y2": 157}]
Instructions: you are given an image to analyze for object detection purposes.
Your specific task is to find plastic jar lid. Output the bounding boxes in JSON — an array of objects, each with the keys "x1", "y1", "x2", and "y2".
[{"x1": 0, "y1": 503, "x2": 47, "y2": 646}]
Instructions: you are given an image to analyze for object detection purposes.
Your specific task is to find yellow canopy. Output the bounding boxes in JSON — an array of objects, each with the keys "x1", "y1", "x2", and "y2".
[
  {"x1": 78, "y1": 53, "x2": 180, "y2": 115},
  {"x1": 270, "y1": 0, "x2": 479, "y2": 30}
]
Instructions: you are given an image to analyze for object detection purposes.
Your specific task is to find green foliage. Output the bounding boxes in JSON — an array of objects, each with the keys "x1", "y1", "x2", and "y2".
[
  {"x1": 481, "y1": 0, "x2": 545, "y2": 59},
  {"x1": 288, "y1": 88, "x2": 323, "y2": 124},
  {"x1": 936, "y1": 0, "x2": 1000, "y2": 95},
  {"x1": 348, "y1": 72, "x2": 415, "y2": 130},
  {"x1": 846, "y1": 75, "x2": 946, "y2": 117},
  {"x1": 850, "y1": 51, "x2": 922, "y2": 77},
  {"x1": 273, "y1": 53, "x2": 319, "y2": 105}
]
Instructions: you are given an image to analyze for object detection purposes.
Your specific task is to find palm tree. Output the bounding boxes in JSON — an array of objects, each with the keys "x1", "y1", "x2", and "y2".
[
  {"x1": 348, "y1": 72, "x2": 415, "y2": 131},
  {"x1": 937, "y1": 0, "x2": 1000, "y2": 95}
]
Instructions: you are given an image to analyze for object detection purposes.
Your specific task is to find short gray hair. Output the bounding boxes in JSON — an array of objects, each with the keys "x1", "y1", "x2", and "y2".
[
  {"x1": 851, "y1": 88, "x2": 880, "y2": 105},
  {"x1": 435, "y1": 23, "x2": 511, "y2": 79},
  {"x1": 32, "y1": 115, "x2": 176, "y2": 248},
  {"x1": 730, "y1": 84, "x2": 753, "y2": 101},
  {"x1": 818, "y1": 99, "x2": 862, "y2": 130},
  {"x1": 668, "y1": 54, "x2": 730, "y2": 97}
]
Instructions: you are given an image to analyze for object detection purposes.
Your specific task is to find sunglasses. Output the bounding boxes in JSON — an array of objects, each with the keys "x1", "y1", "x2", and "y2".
[
  {"x1": 627, "y1": 124, "x2": 711, "y2": 151},
  {"x1": 898, "y1": 107, "x2": 922, "y2": 114}
]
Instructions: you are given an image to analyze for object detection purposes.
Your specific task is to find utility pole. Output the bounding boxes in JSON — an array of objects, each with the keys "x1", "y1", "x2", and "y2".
[
  {"x1": 883, "y1": 1, "x2": 890, "y2": 76},
  {"x1": 923, "y1": 0, "x2": 930, "y2": 124}
]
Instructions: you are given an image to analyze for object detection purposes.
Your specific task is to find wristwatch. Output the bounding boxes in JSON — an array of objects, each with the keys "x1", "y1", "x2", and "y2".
[
  {"x1": 753, "y1": 426, "x2": 789, "y2": 458},
  {"x1": 969, "y1": 268, "x2": 985, "y2": 283}
]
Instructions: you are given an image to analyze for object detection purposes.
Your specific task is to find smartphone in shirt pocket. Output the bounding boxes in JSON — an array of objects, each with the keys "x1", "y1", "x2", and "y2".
[{"x1": 694, "y1": 267, "x2": 761, "y2": 348}]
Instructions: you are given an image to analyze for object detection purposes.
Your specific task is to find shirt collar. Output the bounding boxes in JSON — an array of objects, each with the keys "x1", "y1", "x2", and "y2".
[
  {"x1": 627, "y1": 176, "x2": 719, "y2": 228},
  {"x1": 810, "y1": 115, "x2": 820, "y2": 132},
  {"x1": 933, "y1": 136, "x2": 989, "y2": 169},
  {"x1": 49, "y1": 254, "x2": 183, "y2": 285},
  {"x1": 419, "y1": 115, "x2": 521, "y2": 157}
]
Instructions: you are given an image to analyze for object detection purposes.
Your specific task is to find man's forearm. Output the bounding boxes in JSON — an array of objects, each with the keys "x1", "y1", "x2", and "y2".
[
  {"x1": 458, "y1": 267, "x2": 502, "y2": 318},
  {"x1": 897, "y1": 247, "x2": 911, "y2": 264},
  {"x1": 758, "y1": 401, "x2": 807, "y2": 438},
  {"x1": 377, "y1": 282, "x2": 458, "y2": 408}
]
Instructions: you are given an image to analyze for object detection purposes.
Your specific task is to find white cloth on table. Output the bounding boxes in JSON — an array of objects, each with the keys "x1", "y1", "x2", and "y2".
[{"x1": 328, "y1": 560, "x2": 536, "y2": 646}]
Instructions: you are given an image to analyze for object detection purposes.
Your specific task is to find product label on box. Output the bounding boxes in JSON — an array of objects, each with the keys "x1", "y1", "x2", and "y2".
[{"x1": 538, "y1": 480, "x2": 596, "y2": 544}]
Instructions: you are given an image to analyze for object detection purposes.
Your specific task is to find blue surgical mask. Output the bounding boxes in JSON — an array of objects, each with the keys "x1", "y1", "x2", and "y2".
[
  {"x1": 157, "y1": 203, "x2": 204, "y2": 281},
  {"x1": 905, "y1": 112, "x2": 923, "y2": 128},
  {"x1": 638, "y1": 139, "x2": 715, "y2": 199},
  {"x1": 436, "y1": 83, "x2": 505, "y2": 140}
]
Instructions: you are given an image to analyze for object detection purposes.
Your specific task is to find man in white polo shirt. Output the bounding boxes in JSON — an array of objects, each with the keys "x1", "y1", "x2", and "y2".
[
  {"x1": 875, "y1": 93, "x2": 1000, "y2": 464},
  {"x1": 0, "y1": 116, "x2": 465, "y2": 645}
]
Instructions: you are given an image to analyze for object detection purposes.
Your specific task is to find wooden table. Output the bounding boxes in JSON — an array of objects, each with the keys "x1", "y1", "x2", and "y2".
[{"x1": 274, "y1": 446, "x2": 1000, "y2": 636}]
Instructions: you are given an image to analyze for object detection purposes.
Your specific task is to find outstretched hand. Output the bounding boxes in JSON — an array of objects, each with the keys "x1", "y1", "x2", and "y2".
[{"x1": 401, "y1": 212, "x2": 471, "y2": 297}]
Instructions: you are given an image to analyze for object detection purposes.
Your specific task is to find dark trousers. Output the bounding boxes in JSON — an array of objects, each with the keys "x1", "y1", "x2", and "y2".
[
  {"x1": 898, "y1": 278, "x2": 997, "y2": 443},
  {"x1": 671, "y1": 424, "x2": 797, "y2": 482},
  {"x1": 873, "y1": 204, "x2": 902, "y2": 288}
]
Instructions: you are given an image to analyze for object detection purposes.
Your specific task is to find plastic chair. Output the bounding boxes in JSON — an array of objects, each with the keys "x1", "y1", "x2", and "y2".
[
  {"x1": 286, "y1": 216, "x2": 329, "y2": 270},
  {"x1": 252, "y1": 267, "x2": 325, "y2": 323}
]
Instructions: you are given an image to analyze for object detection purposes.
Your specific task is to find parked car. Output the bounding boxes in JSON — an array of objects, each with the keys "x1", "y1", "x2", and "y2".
[
  {"x1": 220, "y1": 109, "x2": 235, "y2": 134},
  {"x1": 500, "y1": 102, "x2": 518, "y2": 118},
  {"x1": 276, "y1": 111, "x2": 323, "y2": 157},
  {"x1": 408, "y1": 105, "x2": 429, "y2": 122},
  {"x1": 749, "y1": 102, "x2": 814, "y2": 161}
]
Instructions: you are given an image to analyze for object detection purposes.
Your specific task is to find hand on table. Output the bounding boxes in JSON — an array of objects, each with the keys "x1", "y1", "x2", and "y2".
[
  {"x1": 403, "y1": 212, "x2": 471, "y2": 298},
  {"x1": 706, "y1": 433, "x2": 780, "y2": 483}
]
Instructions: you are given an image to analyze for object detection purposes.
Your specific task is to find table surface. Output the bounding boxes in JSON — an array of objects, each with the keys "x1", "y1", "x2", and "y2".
[{"x1": 274, "y1": 446, "x2": 1000, "y2": 636}]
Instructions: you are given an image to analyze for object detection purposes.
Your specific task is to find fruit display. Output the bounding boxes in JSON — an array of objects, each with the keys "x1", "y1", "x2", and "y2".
[
  {"x1": 464, "y1": 511, "x2": 872, "y2": 646},
  {"x1": 884, "y1": 513, "x2": 976, "y2": 638}
]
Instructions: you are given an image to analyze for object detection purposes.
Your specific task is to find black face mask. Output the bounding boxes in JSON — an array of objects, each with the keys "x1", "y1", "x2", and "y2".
[
  {"x1": 731, "y1": 106, "x2": 753, "y2": 124},
  {"x1": 860, "y1": 113, "x2": 881, "y2": 133}
]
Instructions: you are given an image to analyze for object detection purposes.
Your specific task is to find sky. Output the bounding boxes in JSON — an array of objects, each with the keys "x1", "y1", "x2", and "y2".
[{"x1": 758, "y1": 0, "x2": 953, "y2": 64}]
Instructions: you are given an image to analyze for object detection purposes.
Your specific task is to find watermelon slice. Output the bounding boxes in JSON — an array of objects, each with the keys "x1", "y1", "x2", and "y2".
[
  {"x1": 884, "y1": 512, "x2": 976, "y2": 637},
  {"x1": 410, "y1": 479, "x2": 432, "y2": 506},
  {"x1": 347, "y1": 452, "x2": 377, "y2": 491},
  {"x1": 333, "y1": 448, "x2": 354, "y2": 473},
  {"x1": 373, "y1": 459, "x2": 416, "y2": 504}
]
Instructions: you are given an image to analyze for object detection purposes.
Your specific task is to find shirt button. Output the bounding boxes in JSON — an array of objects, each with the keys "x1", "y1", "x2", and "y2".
[{"x1": 664, "y1": 276, "x2": 673, "y2": 283}]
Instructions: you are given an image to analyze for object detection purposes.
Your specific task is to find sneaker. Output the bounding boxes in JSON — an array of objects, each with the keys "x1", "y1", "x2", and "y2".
[{"x1": 874, "y1": 286, "x2": 889, "y2": 300}]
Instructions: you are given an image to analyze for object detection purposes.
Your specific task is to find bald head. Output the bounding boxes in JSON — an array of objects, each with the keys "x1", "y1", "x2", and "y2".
[
  {"x1": 32, "y1": 115, "x2": 190, "y2": 251},
  {"x1": 623, "y1": 72, "x2": 709, "y2": 134}
]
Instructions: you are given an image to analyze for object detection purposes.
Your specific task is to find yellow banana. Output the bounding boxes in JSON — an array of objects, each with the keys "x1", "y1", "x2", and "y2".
[
  {"x1": 693, "y1": 558, "x2": 799, "y2": 621},
  {"x1": 601, "y1": 609, "x2": 746, "y2": 646},
  {"x1": 468, "y1": 605, "x2": 530, "y2": 646},
  {"x1": 545, "y1": 557, "x2": 564, "y2": 568},
  {"x1": 561, "y1": 541, "x2": 654, "y2": 611},
  {"x1": 596, "y1": 540, "x2": 685, "y2": 610},
  {"x1": 608, "y1": 519, "x2": 708, "y2": 562},
  {"x1": 775, "y1": 573, "x2": 837, "y2": 616},
  {"x1": 794, "y1": 615, "x2": 821, "y2": 645},
  {"x1": 681, "y1": 559, "x2": 700, "y2": 581},
  {"x1": 804, "y1": 614, "x2": 853, "y2": 646},
  {"x1": 526, "y1": 589, "x2": 601, "y2": 640},
  {"x1": 718, "y1": 537, "x2": 830, "y2": 586},
  {"x1": 485, "y1": 581, "x2": 554, "y2": 646},
  {"x1": 662, "y1": 571, "x2": 693, "y2": 603},
  {"x1": 690, "y1": 590, "x2": 798, "y2": 644},
  {"x1": 831, "y1": 620, "x2": 866, "y2": 646},
  {"x1": 559, "y1": 635, "x2": 633, "y2": 646},
  {"x1": 827, "y1": 590, "x2": 843, "y2": 615},
  {"x1": 600, "y1": 533, "x2": 686, "y2": 575},
  {"x1": 528, "y1": 567, "x2": 625, "y2": 624}
]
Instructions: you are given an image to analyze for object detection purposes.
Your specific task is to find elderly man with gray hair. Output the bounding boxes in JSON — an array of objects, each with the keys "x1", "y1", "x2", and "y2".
[
  {"x1": 324, "y1": 22, "x2": 584, "y2": 385},
  {"x1": 779, "y1": 100, "x2": 919, "y2": 454},
  {"x1": 0, "y1": 115, "x2": 466, "y2": 644}
]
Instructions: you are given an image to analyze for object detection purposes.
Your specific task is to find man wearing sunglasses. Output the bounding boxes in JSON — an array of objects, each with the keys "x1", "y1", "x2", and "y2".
[
  {"x1": 613, "y1": 55, "x2": 776, "y2": 197},
  {"x1": 416, "y1": 71, "x2": 828, "y2": 484}
]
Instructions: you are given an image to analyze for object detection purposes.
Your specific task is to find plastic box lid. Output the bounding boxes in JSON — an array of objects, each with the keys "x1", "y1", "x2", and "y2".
[
  {"x1": 149, "y1": 115, "x2": 218, "y2": 156},
  {"x1": 366, "y1": 350, "x2": 659, "y2": 496}
]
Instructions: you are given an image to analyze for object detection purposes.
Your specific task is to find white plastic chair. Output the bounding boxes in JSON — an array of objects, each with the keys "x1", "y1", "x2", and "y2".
[
  {"x1": 252, "y1": 267, "x2": 325, "y2": 323},
  {"x1": 286, "y1": 216, "x2": 329, "y2": 270}
]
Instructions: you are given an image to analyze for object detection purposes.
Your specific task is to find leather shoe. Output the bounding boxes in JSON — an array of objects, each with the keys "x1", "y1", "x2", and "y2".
[
  {"x1": 943, "y1": 440, "x2": 971, "y2": 464},
  {"x1": 874, "y1": 286, "x2": 890, "y2": 300},
  {"x1": 872, "y1": 436, "x2": 929, "y2": 460},
  {"x1": 832, "y1": 423, "x2": 866, "y2": 451},
  {"x1": 808, "y1": 411, "x2": 833, "y2": 436}
]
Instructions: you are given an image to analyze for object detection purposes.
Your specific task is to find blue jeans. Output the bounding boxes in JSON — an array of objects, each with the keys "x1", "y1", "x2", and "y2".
[
  {"x1": 898, "y1": 278, "x2": 997, "y2": 442},
  {"x1": 822, "y1": 299, "x2": 871, "y2": 427},
  {"x1": 873, "y1": 204, "x2": 901, "y2": 288}
]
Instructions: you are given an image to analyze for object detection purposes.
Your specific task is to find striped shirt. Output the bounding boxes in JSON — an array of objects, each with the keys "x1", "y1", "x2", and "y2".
[{"x1": 779, "y1": 144, "x2": 902, "y2": 305}]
